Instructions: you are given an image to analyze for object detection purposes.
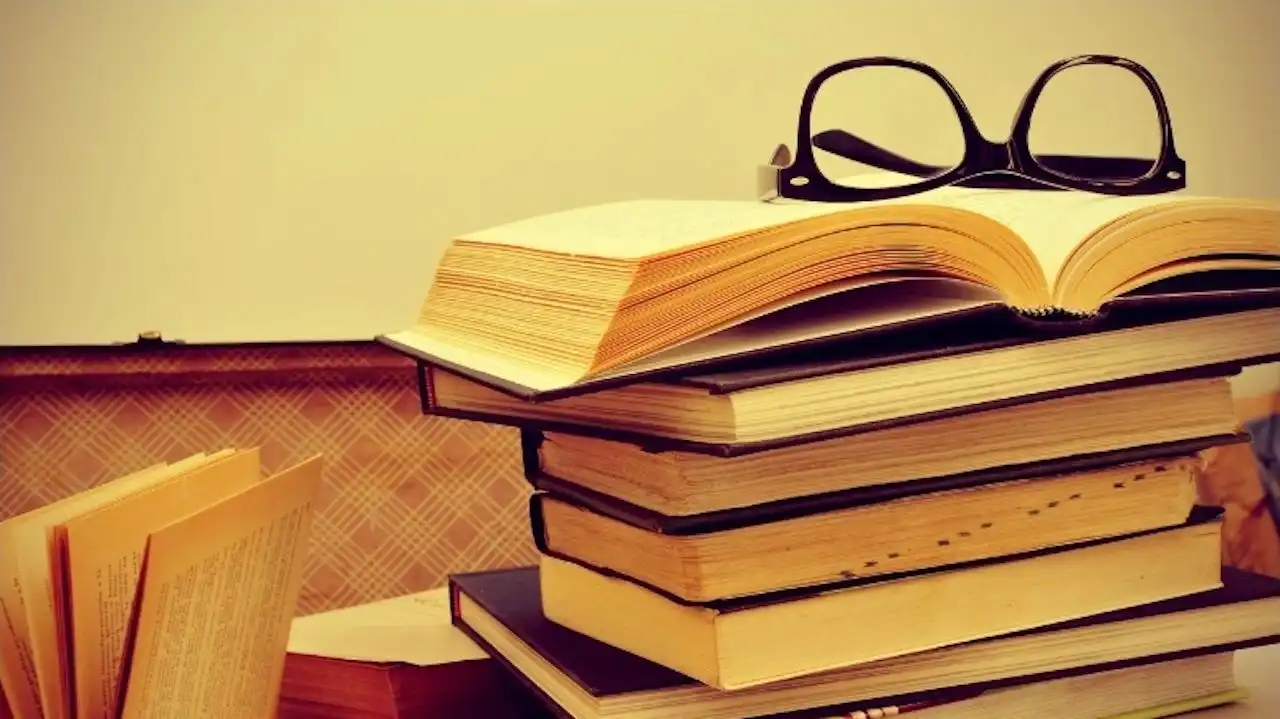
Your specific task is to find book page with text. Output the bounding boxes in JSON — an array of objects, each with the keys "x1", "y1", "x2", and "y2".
[
  {"x1": 9, "y1": 454, "x2": 222, "y2": 719},
  {"x1": 2, "y1": 521, "x2": 53, "y2": 719},
  {"x1": 59, "y1": 450, "x2": 260, "y2": 719},
  {"x1": 458, "y1": 199, "x2": 852, "y2": 259},
  {"x1": 117, "y1": 456, "x2": 323, "y2": 719},
  {"x1": 927, "y1": 188, "x2": 1189, "y2": 290},
  {"x1": 0, "y1": 460, "x2": 182, "y2": 719}
]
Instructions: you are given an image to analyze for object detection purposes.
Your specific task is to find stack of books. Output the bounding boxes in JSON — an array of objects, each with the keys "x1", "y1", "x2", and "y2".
[{"x1": 382, "y1": 186, "x2": 1280, "y2": 717}]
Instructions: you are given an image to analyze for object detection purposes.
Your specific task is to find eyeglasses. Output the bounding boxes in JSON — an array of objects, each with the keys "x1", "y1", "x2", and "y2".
[{"x1": 759, "y1": 54, "x2": 1186, "y2": 203}]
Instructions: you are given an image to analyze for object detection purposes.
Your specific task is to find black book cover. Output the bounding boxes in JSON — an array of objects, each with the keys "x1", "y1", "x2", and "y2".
[{"x1": 449, "y1": 564, "x2": 1280, "y2": 718}]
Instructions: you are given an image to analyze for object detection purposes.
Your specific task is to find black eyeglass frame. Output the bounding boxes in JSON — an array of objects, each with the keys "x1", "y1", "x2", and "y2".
[{"x1": 769, "y1": 54, "x2": 1187, "y2": 203}]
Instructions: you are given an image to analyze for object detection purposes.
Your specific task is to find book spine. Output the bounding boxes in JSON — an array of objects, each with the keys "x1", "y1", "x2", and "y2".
[
  {"x1": 528, "y1": 493, "x2": 551, "y2": 555},
  {"x1": 1011, "y1": 305, "x2": 1101, "y2": 327},
  {"x1": 416, "y1": 361, "x2": 436, "y2": 413},
  {"x1": 519, "y1": 429, "x2": 543, "y2": 490}
]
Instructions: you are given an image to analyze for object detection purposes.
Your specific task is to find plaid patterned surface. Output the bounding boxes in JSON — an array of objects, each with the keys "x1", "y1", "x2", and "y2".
[{"x1": 0, "y1": 343, "x2": 535, "y2": 614}]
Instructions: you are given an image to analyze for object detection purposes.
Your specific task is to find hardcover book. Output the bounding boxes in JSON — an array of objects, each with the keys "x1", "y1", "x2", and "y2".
[
  {"x1": 449, "y1": 565, "x2": 1280, "y2": 719},
  {"x1": 278, "y1": 586, "x2": 536, "y2": 718},
  {"x1": 417, "y1": 318, "x2": 1275, "y2": 453},
  {"x1": 536, "y1": 511, "x2": 1226, "y2": 689},
  {"x1": 530, "y1": 450, "x2": 1216, "y2": 601},
  {"x1": 524, "y1": 434, "x2": 1238, "y2": 531}
]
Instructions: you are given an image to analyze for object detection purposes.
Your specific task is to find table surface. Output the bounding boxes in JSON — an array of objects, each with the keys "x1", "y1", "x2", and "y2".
[{"x1": 1198, "y1": 646, "x2": 1278, "y2": 717}]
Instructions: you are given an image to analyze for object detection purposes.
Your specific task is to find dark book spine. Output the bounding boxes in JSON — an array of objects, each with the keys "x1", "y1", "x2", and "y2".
[
  {"x1": 416, "y1": 361, "x2": 434, "y2": 413},
  {"x1": 519, "y1": 429, "x2": 543, "y2": 491}
]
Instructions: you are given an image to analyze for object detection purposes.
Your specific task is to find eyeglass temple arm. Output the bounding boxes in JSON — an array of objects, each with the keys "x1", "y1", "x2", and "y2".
[
  {"x1": 810, "y1": 129, "x2": 1162, "y2": 187},
  {"x1": 809, "y1": 129, "x2": 939, "y2": 178}
]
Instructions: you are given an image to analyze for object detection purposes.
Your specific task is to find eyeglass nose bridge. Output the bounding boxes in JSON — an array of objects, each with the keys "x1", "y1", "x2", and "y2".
[{"x1": 971, "y1": 137, "x2": 1027, "y2": 175}]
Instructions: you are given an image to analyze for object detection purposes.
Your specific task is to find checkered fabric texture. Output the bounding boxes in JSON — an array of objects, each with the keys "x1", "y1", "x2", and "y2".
[{"x1": 0, "y1": 343, "x2": 536, "y2": 614}]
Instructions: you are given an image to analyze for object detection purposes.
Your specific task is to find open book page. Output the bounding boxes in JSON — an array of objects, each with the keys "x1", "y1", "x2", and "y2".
[
  {"x1": 11, "y1": 454, "x2": 225, "y2": 719},
  {"x1": 0, "y1": 459, "x2": 195, "y2": 719},
  {"x1": 919, "y1": 188, "x2": 1193, "y2": 290},
  {"x1": 766, "y1": 173, "x2": 1201, "y2": 295},
  {"x1": 59, "y1": 450, "x2": 260, "y2": 719},
  {"x1": 286, "y1": 587, "x2": 487, "y2": 666},
  {"x1": 1, "y1": 520, "x2": 55, "y2": 719},
  {"x1": 117, "y1": 456, "x2": 323, "y2": 719},
  {"x1": 458, "y1": 199, "x2": 851, "y2": 260}
]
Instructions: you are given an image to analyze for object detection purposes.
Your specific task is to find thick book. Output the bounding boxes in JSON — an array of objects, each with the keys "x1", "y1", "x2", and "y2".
[
  {"x1": 525, "y1": 434, "x2": 1240, "y2": 532},
  {"x1": 380, "y1": 187, "x2": 1280, "y2": 400},
  {"x1": 519, "y1": 374, "x2": 1241, "y2": 516},
  {"x1": 277, "y1": 655, "x2": 533, "y2": 719},
  {"x1": 0, "y1": 450, "x2": 322, "y2": 719},
  {"x1": 532, "y1": 451, "x2": 1219, "y2": 602},
  {"x1": 417, "y1": 310, "x2": 1277, "y2": 453},
  {"x1": 278, "y1": 587, "x2": 536, "y2": 718},
  {"x1": 539, "y1": 509, "x2": 1225, "y2": 689},
  {"x1": 449, "y1": 564, "x2": 1280, "y2": 719}
]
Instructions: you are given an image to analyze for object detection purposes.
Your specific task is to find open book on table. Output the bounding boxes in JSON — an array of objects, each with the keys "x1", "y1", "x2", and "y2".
[
  {"x1": 0, "y1": 449, "x2": 322, "y2": 719},
  {"x1": 381, "y1": 184, "x2": 1280, "y2": 401}
]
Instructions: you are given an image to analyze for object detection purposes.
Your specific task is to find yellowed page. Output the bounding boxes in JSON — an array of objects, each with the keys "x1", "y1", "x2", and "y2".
[
  {"x1": 456, "y1": 186, "x2": 1169, "y2": 270},
  {"x1": 7, "y1": 453, "x2": 224, "y2": 719},
  {"x1": 118, "y1": 456, "x2": 323, "y2": 719},
  {"x1": 457, "y1": 199, "x2": 852, "y2": 259},
  {"x1": 0, "y1": 461, "x2": 176, "y2": 719},
  {"x1": 286, "y1": 587, "x2": 486, "y2": 666},
  {"x1": 2, "y1": 519, "x2": 59, "y2": 719},
  {"x1": 59, "y1": 449, "x2": 261, "y2": 719},
  {"x1": 920, "y1": 187, "x2": 1192, "y2": 289}
]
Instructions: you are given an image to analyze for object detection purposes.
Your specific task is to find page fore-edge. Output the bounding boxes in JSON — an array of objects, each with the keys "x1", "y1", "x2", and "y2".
[
  {"x1": 385, "y1": 302, "x2": 1012, "y2": 403},
  {"x1": 489, "y1": 361, "x2": 1245, "y2": 458},
  {"x1": 380, "y1": 284, "x2": 1280, "y2": 404},
  {"x1": 524, "y1": 432, "x2": 1247, "y2": 535},
  {"x1": 531, "y1": 505, "x2": 1225, "y2": 611}
]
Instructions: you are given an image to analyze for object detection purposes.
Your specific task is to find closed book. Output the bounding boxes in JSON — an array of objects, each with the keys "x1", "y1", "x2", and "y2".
[
  {"x1": 416, "y1": 320, "x2": 1270, "y2": 455},
  {"x1": 531, "y1": 448, "x2": 1228, "y2": 602},
  {"x1": 524, "y1": 433, "x2": 1240, "y2": 531},
  {"x1": 539, "y1": 509, "x2": 1225, "y2": 689},
  {"x1": 277, "y1": 587, "x2": 536, "y2": 718},
  {"x1": 449, "y1": 565, "x2": 1280, "y2": 719},
  {"x1": 277, "y1": 654, "x2": 533, "y2": 719}
]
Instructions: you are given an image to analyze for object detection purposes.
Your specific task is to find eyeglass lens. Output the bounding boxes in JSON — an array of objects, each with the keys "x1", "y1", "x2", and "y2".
[{"x1": 807, "y1": 62, "x2": 1165, "y2": 190}]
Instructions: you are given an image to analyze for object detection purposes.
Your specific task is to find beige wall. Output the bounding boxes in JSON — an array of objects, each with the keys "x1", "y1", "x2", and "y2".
[
  {"x1": 1, "y1": 0, "x2": 1278, "y2": 345},
  {"x1": 1233, "y1": 363, "x2": 1280, "y2": 405}
]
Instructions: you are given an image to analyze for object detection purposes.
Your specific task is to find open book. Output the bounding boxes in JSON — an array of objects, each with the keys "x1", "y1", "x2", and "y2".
[
  {"x1": 0, "y1": 449, "x2": 322, "y2": 719},
  {"x1": 381, "y1": 187, "x2": 1280, "y2": 399}
]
